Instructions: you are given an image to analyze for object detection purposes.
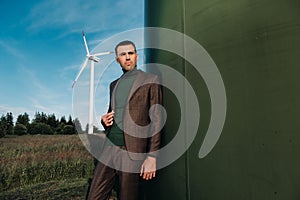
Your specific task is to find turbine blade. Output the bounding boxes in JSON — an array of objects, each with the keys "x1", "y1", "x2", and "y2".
[
  {"x1": 82, "y1": 31, "x2": 90, "y2": 56},
  {"x1": 93, "y1": 51, "x2": 114, "y2": 57},
  {"x1": 72, "y1": 58, "x2": 89, "y2": 88}
]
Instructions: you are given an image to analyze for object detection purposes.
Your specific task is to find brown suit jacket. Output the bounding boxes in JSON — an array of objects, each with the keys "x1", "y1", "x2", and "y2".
[{"x1": 102, "y1": 70, "x2": 163, "y2": 160}]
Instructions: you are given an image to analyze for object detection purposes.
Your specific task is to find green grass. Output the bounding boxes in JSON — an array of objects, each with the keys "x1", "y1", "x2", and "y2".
[
  {"x1": 0, "y1": 178, "x2": 90, "y2": 200},
  {"x1": 0, "y1": 135, "x2": 95, "y2": 199}
]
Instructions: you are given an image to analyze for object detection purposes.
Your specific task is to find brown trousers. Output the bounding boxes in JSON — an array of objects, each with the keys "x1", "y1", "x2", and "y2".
[{"x1": 87, "y1": 146, "x2": 142, "y2": 200}]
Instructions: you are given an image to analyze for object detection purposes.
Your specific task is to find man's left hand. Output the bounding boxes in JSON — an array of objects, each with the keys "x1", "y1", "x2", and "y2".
[{"x1": 140, "y1": 156, "x2": 156, "y2": 180}]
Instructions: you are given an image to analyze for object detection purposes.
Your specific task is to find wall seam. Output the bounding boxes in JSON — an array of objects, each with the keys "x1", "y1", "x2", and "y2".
[{"x1": 182, "y1": 0, "x2": 191, "y2": 200}]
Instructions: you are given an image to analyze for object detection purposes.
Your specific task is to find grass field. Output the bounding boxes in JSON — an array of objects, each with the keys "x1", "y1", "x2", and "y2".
[{"x1": 0, "y1": 134, "x2": 95, "y2": 199}]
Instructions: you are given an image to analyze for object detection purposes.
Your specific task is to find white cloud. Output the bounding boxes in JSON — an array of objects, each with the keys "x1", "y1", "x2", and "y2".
[
  {"x1": 27, "y1": 97, "x2": 70, "y2": 117},
  {"x1": 58, "y1": 64, "x2": 79, "y2": 81},
  {"x1": 26, "y1": 0, "x2": 144, "y2": 37},
  {"x1": 0, "y1": 40, "x2": 25, "y2": 60},
  {"x1": 0, "y1": 105, "x2": 35, "y2": 121},
  {"x1": 16, "y1": 66, "x2": 72, "y2": 118}
]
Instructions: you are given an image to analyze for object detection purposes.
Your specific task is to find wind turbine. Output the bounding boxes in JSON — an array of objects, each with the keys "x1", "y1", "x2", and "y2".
[{"x1": 72, "y1": 31, "x2": 114, "y2": 134}]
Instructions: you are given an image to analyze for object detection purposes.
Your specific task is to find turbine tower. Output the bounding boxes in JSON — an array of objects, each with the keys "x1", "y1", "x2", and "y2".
[{"x1": 72, "y1": 31, "x2": 113, "y2": 134}]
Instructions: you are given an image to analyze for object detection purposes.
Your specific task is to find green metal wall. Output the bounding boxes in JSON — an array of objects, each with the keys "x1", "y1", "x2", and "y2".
[{"x1": 144, "y1": 0, "x2": 300, "y2": 199}]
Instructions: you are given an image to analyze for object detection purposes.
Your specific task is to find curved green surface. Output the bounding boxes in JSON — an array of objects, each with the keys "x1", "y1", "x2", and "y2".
[{"x1": 145, "y1": 0, "x2": 300, "y2": 199}]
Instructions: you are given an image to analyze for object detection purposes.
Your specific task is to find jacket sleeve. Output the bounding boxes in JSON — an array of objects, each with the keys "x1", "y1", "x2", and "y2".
[
  {"x1": 101, "y1": 107, "x2": 111, "y2": 131},
  {"x1": 147, "y1": 75, "x2": 163, "y2": 156},
  {"x1": 101, "y1": 81, "x2": 116, "y2": 131}
]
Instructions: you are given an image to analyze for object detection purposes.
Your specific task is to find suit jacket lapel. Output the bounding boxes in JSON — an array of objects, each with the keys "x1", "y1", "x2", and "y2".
[
  {"x1": 127, "y1": 70, "x2": 142, "y2": 104},
  {"x1": 110, "y1": 79, "x2": 119, "y2": 112}
]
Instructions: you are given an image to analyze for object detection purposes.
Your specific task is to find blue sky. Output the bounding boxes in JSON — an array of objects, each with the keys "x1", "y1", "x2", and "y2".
[{"x1": 0, "y1": 0, "x2": 144, "y2": 122}]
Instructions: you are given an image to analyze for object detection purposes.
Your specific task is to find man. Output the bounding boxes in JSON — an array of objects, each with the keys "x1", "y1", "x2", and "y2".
[{"x1": 88, "y1": 40, "x2": 163, "y2": 200}]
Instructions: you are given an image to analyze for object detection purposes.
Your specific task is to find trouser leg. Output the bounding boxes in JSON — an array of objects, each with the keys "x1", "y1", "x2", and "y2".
[
  {"x1": 87, "y1": 161, "x2": 116, "y2": 200},
  {"x1": 118, "y1": 171, "x2": 140, "y2": 200},
  {"x1": 117, "y1": 147, "x2": 142, "y2": 200}
]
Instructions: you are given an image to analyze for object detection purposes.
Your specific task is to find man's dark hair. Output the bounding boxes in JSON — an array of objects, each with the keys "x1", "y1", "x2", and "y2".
[{"x1": 115, "y1": 40, "x2": 136, "y2": 56}]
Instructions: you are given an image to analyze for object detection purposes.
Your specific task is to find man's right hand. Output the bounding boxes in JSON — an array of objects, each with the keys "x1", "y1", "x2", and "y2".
[{"x1": 101, "y1": 111, "x2": 114, "y2": 127}]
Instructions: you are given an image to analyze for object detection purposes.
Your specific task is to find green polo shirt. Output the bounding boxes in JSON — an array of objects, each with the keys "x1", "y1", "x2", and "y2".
[{"x1": 107, "y1": 69, "x2": 138, "y2": 146}]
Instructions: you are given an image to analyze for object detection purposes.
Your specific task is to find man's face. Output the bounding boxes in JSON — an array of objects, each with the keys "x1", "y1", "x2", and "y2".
[{"x1": 116, "y1": 44, "x2": 138, "y2": 71}]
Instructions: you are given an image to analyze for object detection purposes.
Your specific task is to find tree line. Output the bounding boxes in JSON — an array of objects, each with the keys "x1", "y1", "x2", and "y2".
[{"x1": 0, "y1": 112, "x2": 84, "y2": 138}]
